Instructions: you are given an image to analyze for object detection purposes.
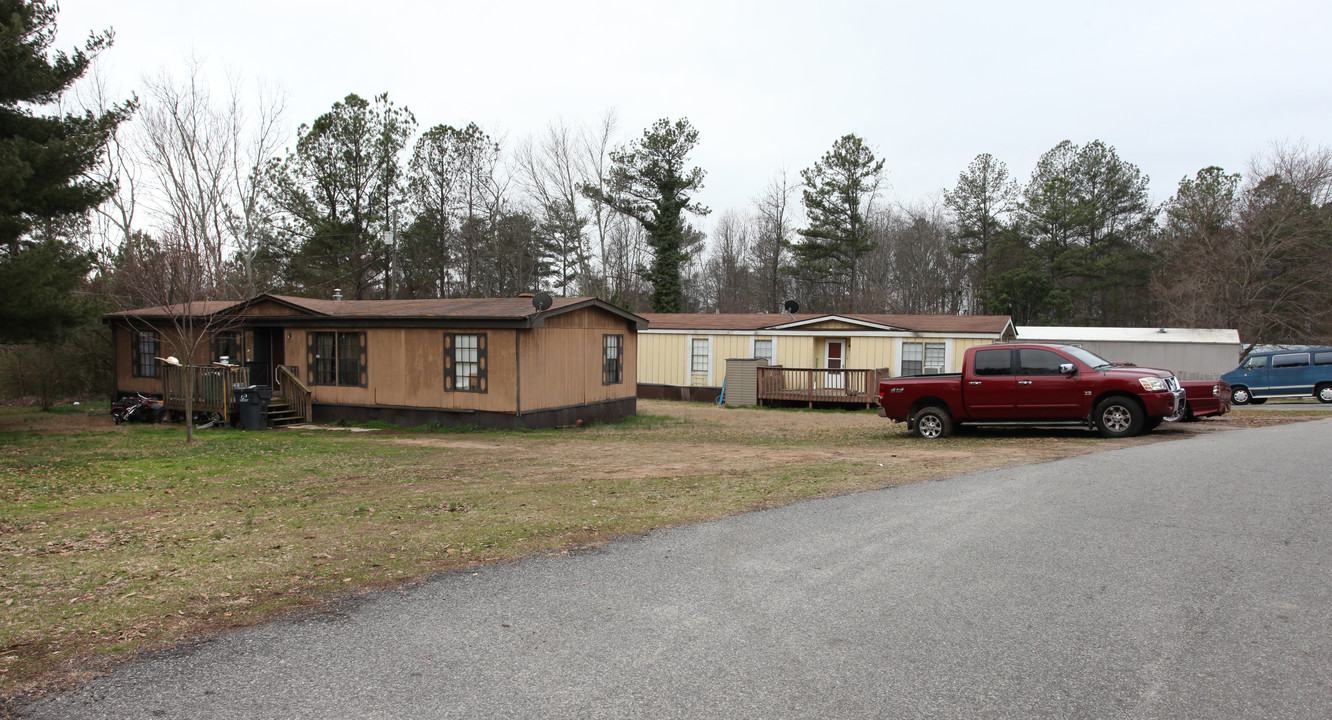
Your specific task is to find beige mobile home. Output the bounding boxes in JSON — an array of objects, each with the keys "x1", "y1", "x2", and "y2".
[{"x1": 637, "y1": 313, "x2": 1016, "y2": 405}]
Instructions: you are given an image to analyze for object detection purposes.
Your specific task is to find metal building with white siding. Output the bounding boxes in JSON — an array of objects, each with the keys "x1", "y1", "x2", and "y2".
[{"x1": 1015, "y1": 326, "x2": 1243, "y2": 380}]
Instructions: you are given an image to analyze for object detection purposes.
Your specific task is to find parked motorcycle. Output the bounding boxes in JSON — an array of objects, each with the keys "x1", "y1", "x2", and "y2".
[{"x1": 111, "y1": 393, "x2": 165, "y2": 424}]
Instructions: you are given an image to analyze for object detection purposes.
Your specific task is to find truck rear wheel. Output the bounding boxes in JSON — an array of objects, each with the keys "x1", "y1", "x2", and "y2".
[
  {"x1": 913, "y1": 406, "x2": 953, "y2": 440},
  {"x1": 1094, "y1": 397, "x2": 1144, "y2": 438}
]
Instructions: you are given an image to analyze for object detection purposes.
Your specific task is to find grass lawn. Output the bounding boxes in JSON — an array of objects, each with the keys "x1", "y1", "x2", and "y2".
[{"x1": 0, "y1": 399, "x2": 1322, "y2": 701}]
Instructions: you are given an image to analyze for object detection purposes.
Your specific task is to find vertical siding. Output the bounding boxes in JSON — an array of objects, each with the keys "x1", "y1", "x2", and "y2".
[
  {"x1": 951, "y1": 338, "x2": 996, "y2": 371},
  {"x1": 714, "y1": 335, "x2": 752, "y2": 363},
  {"x1": 111, "y1": 322, "x2": 217, "y2": 395},
  {"x1": 521, "y1": 308, "x2": 637, "y2": 410},
  {"x1": 639, "y1": 332, "x2": 1005, "y2": 383},
  {"x1": 296, "y1": 327, "x2": 518, "y2": 412},
  {"x1": 776, "y1": 337, "x2": 816, "y2": 368},
  {"x1": 638, "y1": 334, "x2": 688, "y2": 385}
]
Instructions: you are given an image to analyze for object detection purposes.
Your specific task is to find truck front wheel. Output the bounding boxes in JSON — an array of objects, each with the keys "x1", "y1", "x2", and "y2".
[
  {"x1": 913, "y1": 406, "x2": 954, "y2": 440},
  {"x1": 1094, "y1": 397, "x2": 1144, "y2": 438}
]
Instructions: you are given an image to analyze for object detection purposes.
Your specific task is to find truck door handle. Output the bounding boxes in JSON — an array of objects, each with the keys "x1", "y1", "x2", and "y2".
[
  {"x1": 968, "y1": 381, "x2": 982, "y2": 386},
  {"x1": 1018, "y1": 380, "x2": 1033, "y2": 385}
]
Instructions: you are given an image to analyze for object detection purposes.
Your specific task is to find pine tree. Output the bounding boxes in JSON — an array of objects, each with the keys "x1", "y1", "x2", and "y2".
[{"x1": 0, "y1": 0, "x2": 130, "y2": 341}]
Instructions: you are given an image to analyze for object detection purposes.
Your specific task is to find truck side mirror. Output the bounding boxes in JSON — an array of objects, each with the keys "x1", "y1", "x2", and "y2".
[{"x1": 1060, "y1": 363, "x2": 1076, "y2": 375}]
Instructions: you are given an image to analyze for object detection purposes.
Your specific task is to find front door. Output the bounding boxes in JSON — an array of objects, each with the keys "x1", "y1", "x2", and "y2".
[
  {"x1": 247, "y1": 330, "x2": 271, "y2": 387},
  {"x1": 825, "y1": 340, "x2": 845, "y2": 390},
  {"x1": 245, "y1": 328, "x2": 287, "y2": 388}
]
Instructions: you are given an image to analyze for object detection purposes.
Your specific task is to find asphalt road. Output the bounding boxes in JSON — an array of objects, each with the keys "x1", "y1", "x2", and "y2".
[{"x1": 22, "y1": 419, "x2": 1332, "y2": 719}]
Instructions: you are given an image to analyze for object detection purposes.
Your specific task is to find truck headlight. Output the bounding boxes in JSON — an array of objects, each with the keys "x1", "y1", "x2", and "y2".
[{"x1": 1138, "y1": 377, "x2": 1168, "y2": 392}]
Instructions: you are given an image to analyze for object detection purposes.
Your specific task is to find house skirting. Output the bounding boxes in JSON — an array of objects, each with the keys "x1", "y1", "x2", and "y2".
[
  {"x1": 310, "y1": 397, "x2": 637, "y2": 430},
  {"x1": 636, "y1": 383, "x2": 722, "y2": 403}
]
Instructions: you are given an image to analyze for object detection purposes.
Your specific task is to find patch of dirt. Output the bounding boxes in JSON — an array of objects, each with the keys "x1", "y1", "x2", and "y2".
[{"x1": 388, "y1": 401, "x2": 1294, "y2": 486}]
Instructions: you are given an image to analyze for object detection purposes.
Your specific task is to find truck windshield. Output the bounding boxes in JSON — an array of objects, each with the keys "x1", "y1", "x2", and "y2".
[{"x1": 1060, "y1": 346, "x2": 1113, "y2": 369}]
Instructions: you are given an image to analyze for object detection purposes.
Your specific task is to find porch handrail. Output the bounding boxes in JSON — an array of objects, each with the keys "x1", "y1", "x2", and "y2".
[
  {"x1": 756, "y1": 366, "x2": 883, "y2": 408},
  {"x1": 275, "y1": 365, "x2": 312, "y2": 423},
  {"x1": 161, "y1": 365, "x2": 251, "y2": 420}
]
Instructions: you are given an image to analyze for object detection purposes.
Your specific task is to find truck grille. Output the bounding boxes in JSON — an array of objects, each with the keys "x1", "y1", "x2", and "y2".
[{"x1": 1165, "y1": 376, "x2": 1181, "y2": 392}]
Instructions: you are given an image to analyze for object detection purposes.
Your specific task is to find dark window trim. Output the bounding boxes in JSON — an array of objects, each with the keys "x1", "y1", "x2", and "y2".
[
  {"x1": 306, "y1": 331, "x2": 367, "y2": 387},
  {"x1": 603, "y1": 334, "x2": 624, "y2": 385},
  {"x1": 132, "y1": 330, "x2": 160, "y2": 378},
  {"x1": 444, "y1": 332, "x2": 488, "y2": 393}
]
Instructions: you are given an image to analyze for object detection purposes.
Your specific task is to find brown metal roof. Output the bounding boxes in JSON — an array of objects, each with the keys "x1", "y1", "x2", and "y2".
[
  {"x1": 104, "y1": 300, "x2": 245, "y2": 319},
  {"x1": 107, "y1": 295, "x2": 645, "y2": 327},
  {"x1": 639, "y1": 312, "x2": 1013, "y2": 334},
  {"x1": 262, "y1": 294, "x2": 597, "y2": 319}
]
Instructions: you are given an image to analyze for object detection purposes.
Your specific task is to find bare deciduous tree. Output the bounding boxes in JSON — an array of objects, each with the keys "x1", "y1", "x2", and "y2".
[{"x1": 751, "y1": 170, "x2": 796, "y2": 312}]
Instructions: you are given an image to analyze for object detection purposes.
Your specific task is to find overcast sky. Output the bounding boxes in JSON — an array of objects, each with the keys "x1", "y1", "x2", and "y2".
[{"x1": 57, "y1": 0, "x2": 1332, "y2": 234}]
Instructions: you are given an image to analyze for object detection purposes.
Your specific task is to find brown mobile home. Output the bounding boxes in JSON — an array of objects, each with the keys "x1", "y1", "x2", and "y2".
[{"x1": 106, "y1": 294, "x2": 643, "y2": 429}]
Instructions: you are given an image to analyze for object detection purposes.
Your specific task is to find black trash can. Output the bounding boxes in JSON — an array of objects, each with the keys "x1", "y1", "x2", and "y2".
[{"x1": 233, "y1": 385, "x2": 273, "y2": 431}]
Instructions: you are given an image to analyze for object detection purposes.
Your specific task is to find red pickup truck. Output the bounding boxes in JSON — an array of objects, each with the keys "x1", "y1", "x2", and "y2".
[{"x1": 876, "y1": 343, "x2": 1186, "y2": 439}]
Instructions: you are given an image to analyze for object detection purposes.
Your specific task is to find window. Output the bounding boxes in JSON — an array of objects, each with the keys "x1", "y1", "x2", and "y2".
[
  {"x1": 1242, "y1": 355, "x2": 1267, "y2": 370},
  {"x1": 973, "y1": 348, "x2": 1012, "y2": 376},
  {"x1": 753, "y1": 338, "x2": 775, "y2": 365},
  {"x1": 308, "y1": 332, "x2": 366, "y2": 387},
  {"x1": 603, "y1": 334, "x2": 623, "y2": 385},
  {"x1": 444, "y1": 333, "x2": 487, "y2": 392},
  {"x1": 1314, "y1": 351, "x2": 1332, "y2": 366},
  {"x1": 211, "y1": 331, "x2": 241, "y2": 363},
  {"x1": 902, "y1": 341, "x2": 945, "y2": 376},
  {"x1": 1272, "y1": 353, "x2": 1309, "y2": 368},
  {"x1": 1018, "y1": 348, "x2": 1066, "y2": 375},
  {"x1": 132, "y1": 330, "x2": 160, "y2": 378},
  {"x1": 691, "y1": 338, "x2": 710, "y2": 374}
]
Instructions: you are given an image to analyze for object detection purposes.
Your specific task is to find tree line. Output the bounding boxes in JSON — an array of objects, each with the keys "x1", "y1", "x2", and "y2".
[{"x1": 4, "y1": 0, "x2": 1332, "y2": 406}]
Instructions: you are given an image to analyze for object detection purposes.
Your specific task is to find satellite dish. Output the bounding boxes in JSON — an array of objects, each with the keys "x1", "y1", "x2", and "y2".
[
  {"x1": 532, "y1": 292, "x2": 553, "y2": 312},
  {"x1": 783, "y1": 299, "x2": 800, "y2": 314}
]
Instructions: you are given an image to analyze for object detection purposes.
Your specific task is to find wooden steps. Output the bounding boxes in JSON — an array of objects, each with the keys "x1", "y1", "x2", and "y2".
[{"x1": 266, "y1": 394, "x2": 306, "y2": 428}]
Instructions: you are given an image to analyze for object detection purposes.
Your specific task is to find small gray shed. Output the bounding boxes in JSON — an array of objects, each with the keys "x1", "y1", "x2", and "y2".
[
  {"x1": 1015, "y1": 326, "x2": 1243, "y2": 380},
  {"x1": 723, "y1": 357, "x2": 770, "y2": 406}
]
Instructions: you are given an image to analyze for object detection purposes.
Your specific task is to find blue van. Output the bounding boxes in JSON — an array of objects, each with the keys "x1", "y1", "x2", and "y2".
[{"x1": 1221, "y1": 347, "x2": 1332, "y2": 404}]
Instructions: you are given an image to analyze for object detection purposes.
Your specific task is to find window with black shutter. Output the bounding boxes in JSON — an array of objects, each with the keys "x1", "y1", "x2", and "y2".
[
  {"x1": 603, "y1": 334, "x2": 623, "y2": 385},
  {"x1": 307, "y1": 331, "x2": 366, "y2": 386},
  {"x1": 444, "y1": 333, "x2": 487, "y2": 392}
]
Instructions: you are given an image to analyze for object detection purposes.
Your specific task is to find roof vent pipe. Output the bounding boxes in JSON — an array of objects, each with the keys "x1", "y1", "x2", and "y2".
[{"x1": 333, "y1": 288, "x2": 343, "y2": 301}]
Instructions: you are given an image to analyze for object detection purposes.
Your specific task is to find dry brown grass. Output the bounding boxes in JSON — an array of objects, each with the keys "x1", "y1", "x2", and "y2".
[{"x1": 0, "y1": 400, "x2": 1319, "y2": 704}]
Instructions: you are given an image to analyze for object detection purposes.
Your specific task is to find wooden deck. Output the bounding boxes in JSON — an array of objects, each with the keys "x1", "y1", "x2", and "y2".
[
  {"x1": 757, "y1": 367, "x2": 886, "y2": 408},
  {"x1": 162, "y1": 365, "x2": 251, "y2": 421}
]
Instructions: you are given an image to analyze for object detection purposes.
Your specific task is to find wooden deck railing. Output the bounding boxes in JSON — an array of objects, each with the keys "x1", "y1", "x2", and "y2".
[
  {"x1": 162, "y1": 365, "x2": 251, "y2": 420},
  {"x1": 757, "y1": 367, "x2": 885, "y2": 408},
  {"x1": 275, "y1": 365, "x2": 313, "y2": 423}
]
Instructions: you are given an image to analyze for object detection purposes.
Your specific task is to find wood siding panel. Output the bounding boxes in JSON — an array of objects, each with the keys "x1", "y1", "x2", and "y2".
[
  {"x1": 111, "y1": 322, "x2": 219, "y2": 395},
  {"x1": 522, "y1": 313, "x2": 638, "y2": 411},
  {"x1": 298, "y1": 328, "x2": 518, "y2": 413},
  {"x1": 238, "y1": 300, "x2": 304, "y2": 317}
]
